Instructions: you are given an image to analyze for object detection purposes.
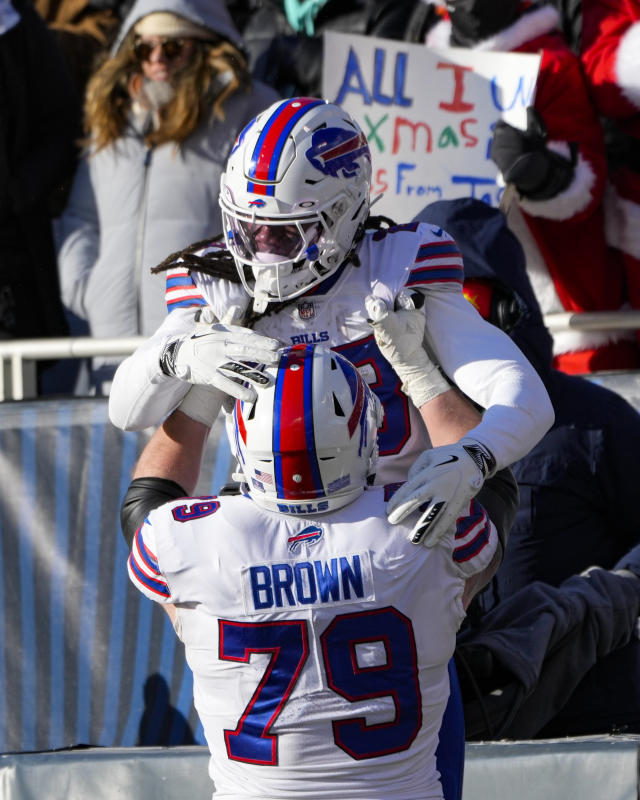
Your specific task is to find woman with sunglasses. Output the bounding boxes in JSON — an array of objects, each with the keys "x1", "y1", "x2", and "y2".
[{"x1": 55, "y1": 0, "x2": 279, "y2": 394}]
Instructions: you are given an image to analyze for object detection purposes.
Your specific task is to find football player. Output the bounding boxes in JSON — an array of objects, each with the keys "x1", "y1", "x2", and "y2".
[
  {"x1": 111, "y1": 97, "x2": 552, "y2": 799},
  {"x1": 110, "y1": 97, "x2": 551, "y2": 543},
  {"x1": 126, "y1": 343, "x2": 518, "y2": 800}
]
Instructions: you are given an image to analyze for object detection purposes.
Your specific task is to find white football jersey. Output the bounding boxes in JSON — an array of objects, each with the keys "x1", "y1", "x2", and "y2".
[
  {"x1": 128, "y1": 488, "x2": 497, "y2": 800},
  {"x1": 109, "y1": 221, "x2": 554, "y2": 477}
]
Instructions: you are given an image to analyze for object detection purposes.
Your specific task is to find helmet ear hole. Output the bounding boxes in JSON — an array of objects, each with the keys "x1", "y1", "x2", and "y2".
[{"x1": 333, "y1": 394, "x2": 345, "y2": 416}]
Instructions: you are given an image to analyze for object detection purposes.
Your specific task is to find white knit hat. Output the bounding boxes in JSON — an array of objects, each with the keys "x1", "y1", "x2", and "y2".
[{"x1": 134, "y1": 12, "x2": 213, "y2": 39}]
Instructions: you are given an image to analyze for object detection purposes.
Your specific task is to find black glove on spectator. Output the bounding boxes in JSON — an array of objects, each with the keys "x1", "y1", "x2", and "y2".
[
  {"x1": 490, "y1": 107, "x2": 576, "y2": 200},
  {"x1": 448, "y1": 0, "x2": 520, "y2": 46}
]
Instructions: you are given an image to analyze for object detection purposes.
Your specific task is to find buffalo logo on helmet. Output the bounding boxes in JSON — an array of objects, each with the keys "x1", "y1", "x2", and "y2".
[
  {"x1": 230, "y1": 118, "x2": 254, "y2": 155},
  {"x1": 248, "y1": 198, "x2": 266, "y2": 208},
  {"x1": 306, "y1": 128, "x2": 370, "y2": 179}
]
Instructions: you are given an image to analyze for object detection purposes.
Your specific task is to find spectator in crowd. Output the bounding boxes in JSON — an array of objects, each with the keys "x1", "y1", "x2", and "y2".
[
  {"x1": 580, "y1": 0, "x2": 640, "y2": 354},
  {"x1": 125, "y1": 342, "x2": 518, "y2": 800},
  {"x1": 33, "y1": 0, "x2": 129, "y2": 100},
  {"x1": 110, "y1": 97, "x2": 553, "y2": 799},
  {"x1": 55, "y1": 0, "x2": 278, "y2": 394},
  {"x1": 416, "y1": 196, "x2": 640, "y2": 739},
  {"x1": 226, "y1": 0, "x2": 420, "y2": 97},
  {"x1": 0, "y1": 0, "x2": 75, "y2": 371},
  {"x1": 423, "y1": 0, "x2": 640, "y2": 374},
  {"x1": 33, "y1": 0, "x2": 133, "y2": 220}
]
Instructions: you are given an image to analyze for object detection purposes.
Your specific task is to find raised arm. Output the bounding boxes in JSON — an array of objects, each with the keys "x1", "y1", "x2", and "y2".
[{"x1": 366, "y1": 293, "x2": 548, "y2": 547}]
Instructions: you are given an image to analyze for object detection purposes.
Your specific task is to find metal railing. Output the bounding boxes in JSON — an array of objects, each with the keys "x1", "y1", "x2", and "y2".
[
  {"x1": 0, "y1": 336, "x2": 146, "y2": 400},
  {"x1": 542, "y1": 310, "x2": 640, "y2": 333},
  {"x1": 1, "y1": 310, "x2": 640, "y2": 401}
]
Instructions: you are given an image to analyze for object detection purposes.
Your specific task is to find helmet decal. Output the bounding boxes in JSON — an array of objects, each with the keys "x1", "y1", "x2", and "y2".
[
  {"x1": 273, "y1": 344, "x2": 324, "y2": 500},
  {"x1": 230, "y1": 117, "x2": 255, "y2": 156},
  {"x1": 335, "y1": 352, "x2": 368, "y2": 451},
  {"x1": 346, "y1": 365, "x2": 365, "y2": 437},
  {"x1": 306, "y1": 128, "x2": 370, "y2": 179},
  {"x1": 234, "y1": 398, "x2": 247, "y2": 445},
  {"x1": 248, "y1": 97, "x2": 325, "y2": 195}
]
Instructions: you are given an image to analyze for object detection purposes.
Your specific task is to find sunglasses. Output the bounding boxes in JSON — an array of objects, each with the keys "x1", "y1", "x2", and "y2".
[{"x1": 133, "y1": 37, "x2": 190, "y2": 62}]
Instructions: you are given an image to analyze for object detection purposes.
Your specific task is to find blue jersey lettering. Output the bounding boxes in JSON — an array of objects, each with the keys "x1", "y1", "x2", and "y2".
[{"x1": 244, "y1": 553, "x2": 373, "y2": 613}]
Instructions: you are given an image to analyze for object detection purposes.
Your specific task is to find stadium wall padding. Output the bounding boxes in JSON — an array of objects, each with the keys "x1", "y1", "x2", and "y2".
[
  {"x1": 0, "y1": 398, "x2": 233, "y2": 753},
  {"x1": 1, "y1": 737, "x2": 639, "y2": 799}
]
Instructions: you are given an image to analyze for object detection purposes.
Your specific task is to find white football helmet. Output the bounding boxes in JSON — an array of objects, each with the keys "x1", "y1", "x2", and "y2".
[
  {"x1": 231, "y1": 343, "x2": 383, "y2": 514},
  {"x1": 219, "y1": 97, "x2": 372, "y2": 312}
]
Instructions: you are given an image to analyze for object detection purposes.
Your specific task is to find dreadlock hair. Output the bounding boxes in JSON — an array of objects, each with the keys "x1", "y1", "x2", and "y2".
[
  {"x1": 83, "y1": 28, "x2": 251, "y2": 152},
  {"x1": 150, "y1": 213, "x2": 397, "y2": 327}
]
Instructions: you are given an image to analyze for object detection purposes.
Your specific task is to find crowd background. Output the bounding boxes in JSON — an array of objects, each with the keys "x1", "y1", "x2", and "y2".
[{"x1": 3, "y1": 0, "x2": 640, "y2": 754}]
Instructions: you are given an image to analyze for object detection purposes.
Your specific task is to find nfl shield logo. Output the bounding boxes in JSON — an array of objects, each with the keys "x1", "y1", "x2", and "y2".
[{"x1": 298, "y1": 301, "x2": 315, "y2": 319}]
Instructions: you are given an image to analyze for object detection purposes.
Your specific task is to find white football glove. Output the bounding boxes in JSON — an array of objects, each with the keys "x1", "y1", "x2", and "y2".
[
  {"x1": 365, "y1": 293, "x2": 450, "y2": 407},
  {"x1": 388, "y1": 437, "x2": 497, "y2": 547},
  {"x1": 159, "y1": 322, "x2": 281, "y2": 402}
]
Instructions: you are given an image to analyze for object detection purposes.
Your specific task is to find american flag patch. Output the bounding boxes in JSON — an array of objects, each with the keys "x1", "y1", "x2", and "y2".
[{"x1": 255, "y1": 468, "x2": 273, "y2": 485}]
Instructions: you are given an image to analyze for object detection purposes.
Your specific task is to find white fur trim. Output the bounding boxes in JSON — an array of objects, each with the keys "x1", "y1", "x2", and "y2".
[
  {"x1": 551, "y1": 326, "x2": 636, "y2": 357},
  {"x1": 605, "y1": 184, "x2": 640, "y2": 258},
  {"x1": 617, "y1": 196, "x2": 640, "y2": 258},
  {"x1": 517, "y1": 149, "x2": 596, "y2": 220},
  {"x1": 506, "y1": 206, "x2": 563, "y2": 312},
  {"x1": 615, "y1": 22, "x2": 640, "y2": 110},
  {"x1": 425, "y1": 18, "x2": 451, "y2": 47},
  {"x1": 506, "y1": 205, "x2": 633, "y2": 355},
  {"x1": 424, "y1": 5, "x2": 559, "y2": 51},
  {"x1": 474, "y1": 6, "x2": 559, "y2": 52}
]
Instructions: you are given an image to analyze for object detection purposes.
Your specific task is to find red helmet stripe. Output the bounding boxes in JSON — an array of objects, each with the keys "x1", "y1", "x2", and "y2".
[
  {"x1": 274, "y1": 344, "x2": 323, "y2": 499},
  {"x1": 250, "y1": 98, "x2": 324, "y2": 185},
  {"x1": 235, "y1": 398, "x2": 247, "y2": 444}
]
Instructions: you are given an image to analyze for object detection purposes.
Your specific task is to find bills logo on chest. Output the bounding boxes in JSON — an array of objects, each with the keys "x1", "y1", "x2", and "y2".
[{"x1": 289, "y1": 300, "x2": 330, "y2": 345}]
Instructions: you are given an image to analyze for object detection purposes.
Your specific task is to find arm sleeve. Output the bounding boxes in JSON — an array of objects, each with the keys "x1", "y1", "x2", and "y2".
[
  {"x1": 422, "y1": 288, "x2": 555, "y2": 468},
  {"x1": 451, "y1": 497, "x2": 499, "y2": 579},
  {"x1": 403, "y1": 226, "x2": 464, "y2": 294},
  {"x1": 475, "y1": 467, "x2": 519, "y2": 554},
  {"x1": 120, "y1": 476, "x2": 187, "y2": 549},
  {"x1": 108, "y1": 306, "x2": 198, "y2": 430},
  {"x1": 165, "y1": 266, "x2": 208, "y2": 313},
  {"x1": 127, "y1": 518, "x2": 174, "y2": 604}
]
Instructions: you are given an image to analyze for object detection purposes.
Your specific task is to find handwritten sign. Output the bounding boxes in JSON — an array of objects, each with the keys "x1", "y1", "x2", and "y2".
[{"x1": 322, "y1": 31, "x2": 541, "y2": 221}]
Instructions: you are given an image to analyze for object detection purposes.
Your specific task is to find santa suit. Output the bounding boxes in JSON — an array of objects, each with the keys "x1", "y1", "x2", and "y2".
[
  {"x1": 581, "y1": 0, "x2": 640, "y2": 353},
  {"x1": 427, "y1": 4, "x2": 639, "y2": 373}
]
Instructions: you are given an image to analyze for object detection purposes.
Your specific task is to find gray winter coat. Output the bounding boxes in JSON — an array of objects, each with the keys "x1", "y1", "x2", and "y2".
[{"x1": 56, "y1": 0, "x2": 278, "y2": 385}]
